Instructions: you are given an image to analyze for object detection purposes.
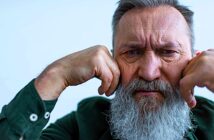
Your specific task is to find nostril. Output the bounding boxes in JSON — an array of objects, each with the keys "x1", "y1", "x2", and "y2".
[
  {"x1": 137, "y1": 54, "x2": 161, "y2": 81},
  {"x1": 138, "y1": 67, "x2": 161, "y2": 82}
]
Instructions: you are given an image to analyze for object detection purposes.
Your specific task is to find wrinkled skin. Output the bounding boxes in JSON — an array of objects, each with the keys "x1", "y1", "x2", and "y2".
[
  {"x1": 114, "y1": 6, "x2": 192, "y2": 104},
  {"x1": 35, "y1": 6, "x2": 214, "y2": 108}
]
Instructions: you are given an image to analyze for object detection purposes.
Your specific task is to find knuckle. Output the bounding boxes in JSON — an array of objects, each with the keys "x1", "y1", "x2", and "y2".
[
  {"x1": 198, "y1": 51, "x2": 209, "y2": 64},
  {"x1": 92, "y1": 47, "x2": 109, "y2": 60},
  {"x1": 200, "y1": 51, "x2": 210, "y2": 58},
  {"x1": 179, "y1": 79, "x2": 185, "y2": 89},
  {"x1": 91, "y1": 53, "x2": 104, "y2": 64},
  {"x1": 96, "y1": 45, "x2": 108, "y2": 53},
  {"x1": 207, "y1": 49, "x2": 214, "y2": 52},
  {"x1": 92, "y1": 53, "x2": 102, "y2": 62},
  {"x1": 105, "y1": 76, "x2": 113, "y2": 85},
  {"x1": 114, "y1": 68, "x2": 120, "y2": 77},
  {"x1": 111, "y1": 62, "x2": 120, "y2": 76},
  {"x1": 199, "y1": 55, "x2": 209, "y2": 65}
]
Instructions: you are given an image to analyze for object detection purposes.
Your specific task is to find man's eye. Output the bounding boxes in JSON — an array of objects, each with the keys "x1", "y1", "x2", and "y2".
[
  {"x1": 126, "y1": 49, "x2": 142, "y2": 57},
  {"x1": 160, "y1": 49, "x2": 177, "y2": 56},
  {"x1": 121, "y1": 49, "x2": 143, "y2": 63},
  {"x1": 158, "y1": 49, "x2": 180, "y2": 62}
]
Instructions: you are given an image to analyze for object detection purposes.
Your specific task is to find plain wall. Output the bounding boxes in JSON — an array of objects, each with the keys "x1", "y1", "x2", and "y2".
[{"x1": 0, "y1": 0, "x2": 214, "y2": 125}]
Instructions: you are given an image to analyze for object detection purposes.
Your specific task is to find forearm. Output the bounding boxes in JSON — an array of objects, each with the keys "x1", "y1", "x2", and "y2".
[
  {"x1": 35, "y1": 64, "x2": 66, "y2": 100},
  {"x1": 0, "y1": 79, "x2": 57, "y2": 139}
]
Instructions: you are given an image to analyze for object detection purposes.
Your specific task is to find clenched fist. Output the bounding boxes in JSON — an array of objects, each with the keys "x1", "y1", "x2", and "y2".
[
  {"x1": 35, "y1": 45, "x2": 120, "y2": 100},
  {"x1": 180, "y1": 49, "x2": 214, "y2": 108}
]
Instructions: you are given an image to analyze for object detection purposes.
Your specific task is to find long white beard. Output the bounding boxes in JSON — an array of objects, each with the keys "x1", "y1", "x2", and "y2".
[{"x1": 110, "y1": 79, "x2": 192, "y2": 140}]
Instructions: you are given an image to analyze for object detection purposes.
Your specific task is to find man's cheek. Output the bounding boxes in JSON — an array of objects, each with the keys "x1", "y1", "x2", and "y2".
[
  {"x1": 166, "y1": 61, "x2": 190, "y2": 87},
  {"x1": 120, "y1": 67, "x2": 136, "y2": 87}
]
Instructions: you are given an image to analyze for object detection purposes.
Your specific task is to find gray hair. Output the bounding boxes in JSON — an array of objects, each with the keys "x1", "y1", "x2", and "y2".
[
  {"x1": 110, "y1": 79, "x2": 191, "y2": 140},
  {"x1": 112, "y1": 0, "x2": 194, "y2": 53}
]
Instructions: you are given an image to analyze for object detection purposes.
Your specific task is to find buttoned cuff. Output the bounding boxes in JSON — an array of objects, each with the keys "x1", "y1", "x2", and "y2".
[{"x1": 1, "y1": 79, "x2": 57, "y2": 135}]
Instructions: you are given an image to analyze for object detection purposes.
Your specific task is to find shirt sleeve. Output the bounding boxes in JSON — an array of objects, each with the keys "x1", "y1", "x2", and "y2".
[
  {"x1": 192, "y1": 96, "x2": 214, "y2": 140},
  {"x1": 0, "y1": 79, "x2": 57, "y2": 140}
]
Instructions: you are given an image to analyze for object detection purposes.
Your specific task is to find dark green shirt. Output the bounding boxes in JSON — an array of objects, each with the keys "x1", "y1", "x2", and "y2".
[{"x1": 0, "y1": 80, "x2": 214, "y2": 140}]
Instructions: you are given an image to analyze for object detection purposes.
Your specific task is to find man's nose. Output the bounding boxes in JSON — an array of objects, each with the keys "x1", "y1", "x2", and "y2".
[{"x1": 137, "y1": 52, "x2": 161, "y2": 81}]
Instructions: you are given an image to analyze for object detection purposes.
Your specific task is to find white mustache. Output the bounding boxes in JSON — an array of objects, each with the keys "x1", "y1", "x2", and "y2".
[{"x1": 119, "y1": 79, "x2": 178, "y2": 99}]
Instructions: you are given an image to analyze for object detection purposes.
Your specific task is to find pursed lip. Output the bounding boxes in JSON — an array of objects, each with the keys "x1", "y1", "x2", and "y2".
[{"x1": 133, "y1": 89, "x2": 161, "y2": 97}]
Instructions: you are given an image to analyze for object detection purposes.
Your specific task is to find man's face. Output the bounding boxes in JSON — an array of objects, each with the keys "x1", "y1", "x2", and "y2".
[{"x1": 114, "y1": 6, "x2": 192, "y2": 103}]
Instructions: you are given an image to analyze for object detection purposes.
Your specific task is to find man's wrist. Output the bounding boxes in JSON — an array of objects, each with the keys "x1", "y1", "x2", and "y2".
[{"x1": 35, "y1": 66, "x2": 66, "y2": 100}]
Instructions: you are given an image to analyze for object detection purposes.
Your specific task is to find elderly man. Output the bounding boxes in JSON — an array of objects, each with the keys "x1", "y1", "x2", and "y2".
[{"x1": 0, "y1": 0, "x2": 214, "y2": 139}]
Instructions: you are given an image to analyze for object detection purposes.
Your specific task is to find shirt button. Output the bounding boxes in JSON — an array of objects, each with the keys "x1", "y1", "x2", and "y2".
[
  {"x1": 29, "y1": 113, "x2": 38, "y2": 122},
  {"x1": 44, "y1": 112, "x2": 50, "y2": 119}
]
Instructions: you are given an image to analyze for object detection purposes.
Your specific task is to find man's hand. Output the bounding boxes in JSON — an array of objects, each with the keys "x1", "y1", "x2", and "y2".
[
  {"x1": 180, "y1": 49, "x2": 214, "y2": 108},
  {"x1": 35, "y1": 45, "x2": 120, "y2": 100}
]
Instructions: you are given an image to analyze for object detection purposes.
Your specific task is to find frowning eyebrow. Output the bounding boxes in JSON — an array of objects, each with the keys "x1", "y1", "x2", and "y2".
[
  {"x1": 118, "y1": 41, "x2": 182, "y2": 51},
  {"x1": 156, "y1": 41, "x2": 182, "y2": 49},
  {"x1": 118, "y1": 42, "x2": 144, "y2": 50}
]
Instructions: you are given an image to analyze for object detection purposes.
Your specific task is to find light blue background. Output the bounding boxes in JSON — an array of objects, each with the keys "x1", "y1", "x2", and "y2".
[{"x1": 0, "y1": 0, "x2": 214, "y2": 124}]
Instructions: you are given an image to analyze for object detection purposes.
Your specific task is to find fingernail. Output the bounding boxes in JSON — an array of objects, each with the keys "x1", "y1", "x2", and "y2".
[
  {"x1": 188, "y1": 98, "x2": 196, "y2": 108},
  {"x1": 98, "y1": 87, "x2": 103, "y2": 95}
]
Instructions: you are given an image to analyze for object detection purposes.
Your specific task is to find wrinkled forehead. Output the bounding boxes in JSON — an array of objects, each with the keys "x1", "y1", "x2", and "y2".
[{"x1": 115, "y1": 5, "x2": 190, "y2": 41}]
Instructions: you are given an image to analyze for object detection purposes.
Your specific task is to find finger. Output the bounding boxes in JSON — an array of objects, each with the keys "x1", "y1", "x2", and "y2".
[
  {"x1": 188, "y1": 95, "x2": 196, "y2": 108},
  {"x1": 180, "y1": 74, "x2": 197, "y2": 108},
  {"x1": 105, "y1": 61, "x2": 120, "y2": 96},
  {"x1": 182, "y1": 54, "x2": 201, "y2": 76},
  {"x1": 101, "y1": 49, "x2": 120, "y2": 96},
  {"x1": 207, "y1": 49, "x2": 214, "y2": 52},
  {"x1": 97, "y1": 64, "x2": 113, "y2": 95}
]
